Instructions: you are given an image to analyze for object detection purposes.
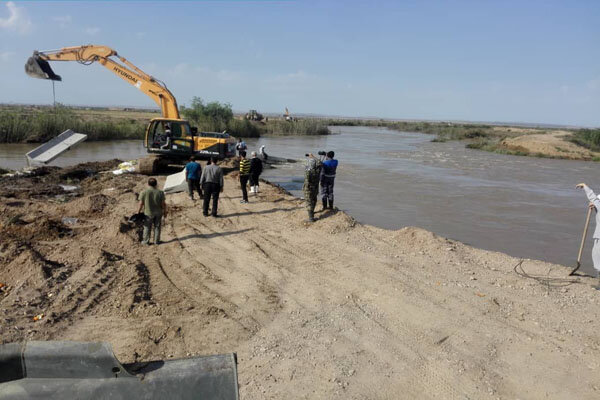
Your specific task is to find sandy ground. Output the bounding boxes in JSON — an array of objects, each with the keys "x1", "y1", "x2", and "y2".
[
  {"x1": 500, "y1": 130, "x2": 600, "y2": 160},
  {"x1": 2, "y1": 162, "x2": 600, "y2": 399}
]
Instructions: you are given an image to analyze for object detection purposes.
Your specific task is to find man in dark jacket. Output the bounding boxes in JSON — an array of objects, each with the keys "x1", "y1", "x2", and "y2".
[
  {"x1": 320, "y1": 151, "x2": 338, "y2": 210},
  {"x1": 249, "y1": 151, "x2": 263, "y2": 195},
  {"x1": 200, "y1": 158, "x2": 224, "y2": 217}
]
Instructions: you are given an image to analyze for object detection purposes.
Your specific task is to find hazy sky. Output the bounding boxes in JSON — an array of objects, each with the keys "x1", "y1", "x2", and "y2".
[{"x1": 1, "y1": 0, "x2": 598, "y2": 126}]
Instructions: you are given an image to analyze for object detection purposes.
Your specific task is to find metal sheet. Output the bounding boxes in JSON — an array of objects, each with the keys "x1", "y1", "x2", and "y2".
[
  {"x1": 26, "y1": 129, "x2": 87, "y2": 164},
  {"x1": 163, "y1": 168, "x2": 187, "y2": 194},
  {"x1": 0, "y1": 341, "x2": 239, "y2": 400}
]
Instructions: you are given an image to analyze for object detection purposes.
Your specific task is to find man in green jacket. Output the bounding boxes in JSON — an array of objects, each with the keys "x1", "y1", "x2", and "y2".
[
  {"x1": 303, "y1": 153, "x2": 322, "y2": 222},
  {"x1": 138, "y1": 177, "x2": 167, "y2": 245}
]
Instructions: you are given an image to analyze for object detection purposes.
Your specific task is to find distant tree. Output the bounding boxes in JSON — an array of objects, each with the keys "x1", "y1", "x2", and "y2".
[{"x1": 180, "y1": 97, "x2": 233, "y2": 128}]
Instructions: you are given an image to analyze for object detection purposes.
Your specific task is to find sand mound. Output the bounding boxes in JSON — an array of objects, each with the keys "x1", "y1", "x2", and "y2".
[{"x1": 501, "y1": 131, "x2": 600, "y2": 160}]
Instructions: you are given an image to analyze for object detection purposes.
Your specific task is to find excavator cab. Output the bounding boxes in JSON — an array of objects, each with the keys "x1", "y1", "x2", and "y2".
[
  {"x1": 146, "y1": 119, "x2": 194, "y2": 155},
  {"x1": 25, "y1": 53, "x2": 62, "y2": 81}
]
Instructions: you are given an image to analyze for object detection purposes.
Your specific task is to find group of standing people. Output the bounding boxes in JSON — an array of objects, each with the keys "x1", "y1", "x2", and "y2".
[
  {"x1": 183, "y1": 155, "x2": 224, "y2": 218},
  {"x1": 238, "y1": 150, "x2": 263, "y2": 203},
  {"x1": 137, "y1": 156, "x2": 225, "y2": 245},
  {"x1": 236, "y1": 138, "x2": 263, "y2": 203},
  {"x1": 303, "y1": 151, "x2": 338, "y2": 222},
  {"x1": 137, "y1": 139, "x2": 337, "y2": 245},
  {"x1": 138, "y1": 145, "x2": 600, "y2": 291}
]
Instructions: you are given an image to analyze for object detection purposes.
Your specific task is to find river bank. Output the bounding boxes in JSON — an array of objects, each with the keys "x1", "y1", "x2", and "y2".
[
  {"x1": 327, "y1": 118, "x2": 600, "y2": 161},
  {"x1": 1, "y1": 161, "x2": 599, "y2": 399},
  {"x1": 4, "y1": 104, "x2": 598, "y2": 161}
]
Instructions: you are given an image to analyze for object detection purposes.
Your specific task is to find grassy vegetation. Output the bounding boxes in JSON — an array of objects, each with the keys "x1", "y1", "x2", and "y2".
[
  {"x1": 258, "y1": 119, "x2": 330, "y2": 136},
  {"x1": 180, "y1": 97, "x2": 261, "y2": 137},
  {"x1": 0, "y1": 105, "x2": 145, "y2": 143},
  {"x1": 0, "y1": 102, "x2": 330, "y2": 143},
  {"x1": 466, "y1": 139, "x2": 531, "y2": 157},
  {"x1": 181, "y1": 97, "x2": 329, "y2": 137},
  {"x1": 568, "y1": 129, "x2": 600, "y2": 152}
]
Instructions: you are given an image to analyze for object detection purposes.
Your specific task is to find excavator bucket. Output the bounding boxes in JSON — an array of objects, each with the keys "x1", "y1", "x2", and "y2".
[{"x1": 25, "y1": 53, "x2": 61, "y2": 81}]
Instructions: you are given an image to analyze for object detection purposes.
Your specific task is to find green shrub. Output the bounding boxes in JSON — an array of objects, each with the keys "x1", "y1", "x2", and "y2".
[
  {"x1": 180, "y1": 97, "x2": 233, "y2": 133},
  {"x1": 569, "y1": 129, "x2": 600, "y2": 152}
]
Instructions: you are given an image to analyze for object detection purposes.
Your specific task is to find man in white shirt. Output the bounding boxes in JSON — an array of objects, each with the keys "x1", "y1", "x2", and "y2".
[{"x1": 576, "y1": 183, "x2": 600, "y2": 289}]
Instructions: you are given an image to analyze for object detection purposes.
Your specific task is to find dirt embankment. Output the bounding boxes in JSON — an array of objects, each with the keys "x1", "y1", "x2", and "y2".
[
  {"x1": 499, "y1": 129, "x2": 600, "y2": 160},
  {"x1": 1, "y1": 162, "x2": 600, "y2": 399}
]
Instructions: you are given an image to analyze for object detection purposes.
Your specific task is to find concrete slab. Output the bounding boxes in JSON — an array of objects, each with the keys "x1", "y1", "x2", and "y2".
[
  {"x1": 26, "y1": 129, "x2": 87, "y2": 164},
  {"x1": 163, "y1": 168, "x2": 187, "y2": 194}
]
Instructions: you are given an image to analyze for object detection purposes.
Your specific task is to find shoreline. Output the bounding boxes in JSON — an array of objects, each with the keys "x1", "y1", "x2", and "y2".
[
  {"x1": 1, "y1": 162, "x2": 600, "y2": 398},
  {"x1": 329, "y1": 119, "x2": 600, "y2": 161},
  {"x1": 3, "y1": 104, "x2": 599, "y2": 162}
]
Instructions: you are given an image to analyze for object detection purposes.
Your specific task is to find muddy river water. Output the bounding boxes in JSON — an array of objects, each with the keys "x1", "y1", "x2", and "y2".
[{"x1": 1, "y1": 126, "x2": 598, "y2": 273}]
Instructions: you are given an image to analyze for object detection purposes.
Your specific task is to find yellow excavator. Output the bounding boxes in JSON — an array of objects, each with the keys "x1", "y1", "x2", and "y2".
[{"x1": 25, "y1": 45, "x2": 236, "y2": 174}]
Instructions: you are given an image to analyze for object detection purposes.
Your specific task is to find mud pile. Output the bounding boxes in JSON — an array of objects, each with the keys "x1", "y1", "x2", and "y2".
[{"x1": 0, "y1": 159, "x2": 154, "y2": 343}]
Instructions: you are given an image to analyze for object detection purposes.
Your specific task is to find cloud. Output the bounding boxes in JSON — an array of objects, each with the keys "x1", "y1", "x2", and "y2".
[
  {"x1": 85, "y1": 27, "x2": 100, "y2": 35},
  {"x1": 0, "y1": 2, "x2": 33, "y2": 34},
  {"x1": 52, "y1": 15, "x2": 72, "y2": 29},
  {"x1": 136, "y1": 32, "x2": 146, "y2": 39}
]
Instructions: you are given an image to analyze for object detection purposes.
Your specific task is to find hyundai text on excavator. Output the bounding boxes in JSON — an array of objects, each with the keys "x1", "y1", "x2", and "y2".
[{"x1": 25, "y1": 45, "x2": 236, "y2": 174}]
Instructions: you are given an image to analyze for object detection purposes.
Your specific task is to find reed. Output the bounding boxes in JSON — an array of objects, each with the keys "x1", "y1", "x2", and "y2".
[
  {"x1": 259, "y1": 119, "x2": 330, "y2": 136},
  {"x1": 0, "y1": 105, "x2": 145, "y2": 143}
]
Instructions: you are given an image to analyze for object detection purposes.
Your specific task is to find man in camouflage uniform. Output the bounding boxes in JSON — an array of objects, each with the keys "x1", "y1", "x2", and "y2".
[{"x1": 303, "y1": 153, "x2": 322, "y2": 222}]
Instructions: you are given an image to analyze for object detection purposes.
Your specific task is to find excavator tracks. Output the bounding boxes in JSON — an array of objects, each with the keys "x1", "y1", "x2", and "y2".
[{"x1": 137, "y1": 156, "x2": 160, "y2": 175}]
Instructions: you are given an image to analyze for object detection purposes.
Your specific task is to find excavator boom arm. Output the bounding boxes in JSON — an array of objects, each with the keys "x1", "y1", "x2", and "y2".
[{"x1": 25, "y1": 45, "x2": 180, "y2": 119}]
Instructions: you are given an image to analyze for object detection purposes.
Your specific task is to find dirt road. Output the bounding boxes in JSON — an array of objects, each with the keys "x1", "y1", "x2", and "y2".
[{"x1": 1, "y1": 163, "x2": 599, "y2": 399}]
